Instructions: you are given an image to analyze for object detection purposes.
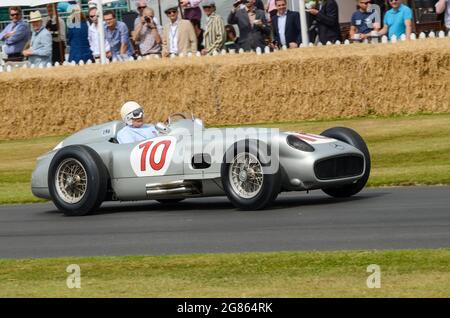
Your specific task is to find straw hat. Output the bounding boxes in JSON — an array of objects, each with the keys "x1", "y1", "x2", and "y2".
[{"x1": 28, "y1": 11, "x2": 43, "y2": 23}]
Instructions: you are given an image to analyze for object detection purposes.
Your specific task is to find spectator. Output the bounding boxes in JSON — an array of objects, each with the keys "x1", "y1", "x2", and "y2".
[
  {"x1": 350, "y1": 0, "x2": 381, "y2": 40},
  {"x1": 201, "y1": 0, "x2": 226, "y2": 55},
  {"x1": 266, "y1": 0, "x2": 278, "y2": 21},
  {"x1": 435, "y1": 0, "x2": 450, "y2": 32},
  {"x1": 67, "y1": 5, "x2": 93, "y2": 64},
  {"x1": 227, "y1": 0, "x2": 271, "y2": 51},
  {"x1": 134, "y1": 0, "x2": 162, "y2": 32},
  {"x1": 117, "y1": 101, "x2": 158, "y2": 144},
  {"x1": 135, "y1": 0, "x2": 149, "y2": 26},
  {"x1": 306, "y1": 0, "x2": 341, "y2": 44},
  {"x1": 104, "y1": 10, "x2": 134, "y2": 60},
  {"x1": 379, "y1": 0, "x2": 412, "y2": 40},
  {"x1": 180, "y1": 0, "x2": 203, "y2": 22},
  {"x1": 191, "y1": 19, "x2": 204, "y2": 52},
  {"x1": 44, "y1": 3, "x2": 66, "y2": 65},
  {"x1": 0, "y1": 7, "x2": 31, "y2": 62},
  {"x1": 88, "y1": 7, "x2": 111, "y2": 61},
  {"x1": 22, "y1": 11, "x2": 52, "y2": 66},
  {"x1": 162, "y1": 5, "x2": 197, "y2": 57},
  {"x1": 224, "y1": 24, "x2": 239, "y2": 51},
  {"x1": 271, "y1": 0, "x2": 301, "y2": 48},
  {"x1": 132, "y1": 7, "x2": 162, "y2": 56}
]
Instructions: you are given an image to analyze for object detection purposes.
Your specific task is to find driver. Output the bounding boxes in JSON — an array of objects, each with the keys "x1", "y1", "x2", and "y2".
[{"x1": 117, "y1": 101, "x2": 158, "y2": 144}]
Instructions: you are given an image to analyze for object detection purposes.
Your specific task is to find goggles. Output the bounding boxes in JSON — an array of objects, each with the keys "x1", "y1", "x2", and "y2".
[{"x1": 125, "y1": 108, "x2": 144, "y2": 123}]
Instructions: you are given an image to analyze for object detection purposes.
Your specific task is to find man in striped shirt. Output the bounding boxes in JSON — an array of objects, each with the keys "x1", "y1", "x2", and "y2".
[{"x1": 201, "y1": 0, "x2": 226, "y2": 55}]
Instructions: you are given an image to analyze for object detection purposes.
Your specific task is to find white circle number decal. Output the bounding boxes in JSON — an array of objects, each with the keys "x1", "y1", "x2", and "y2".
[{"x1": 130, "y1": 137, "x2": 177, "y2": 177}]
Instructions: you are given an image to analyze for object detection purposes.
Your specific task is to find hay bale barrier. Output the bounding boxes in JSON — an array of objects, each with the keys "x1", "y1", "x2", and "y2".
[{"x1": 1, "y1": 38, "x2": 450, "y2": 139}]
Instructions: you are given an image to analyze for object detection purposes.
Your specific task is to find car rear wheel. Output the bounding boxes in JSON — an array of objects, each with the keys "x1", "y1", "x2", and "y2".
[
  {"x1": 221, "y1": 140, "x2": 281, "y2": 210},
  {"x1": 320, "y1": 127, "x2": 371, "y2": 198},
  {"x1": 48, "y1": 145, "x2": 108, "y2": 216}
]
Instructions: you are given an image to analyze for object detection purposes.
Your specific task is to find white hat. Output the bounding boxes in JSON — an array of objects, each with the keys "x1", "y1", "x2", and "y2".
[
  {"x1": 121, "y1": 101, "x2": 144, "y2": 125},
  {"x1": 28, "y1": 11, "x2": 43, "y2": 23}
]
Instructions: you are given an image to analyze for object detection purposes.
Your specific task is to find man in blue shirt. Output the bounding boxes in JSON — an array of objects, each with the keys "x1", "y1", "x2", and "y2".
[
  {"x1": 0, "y1": 7, "x2": 31, "y2": 61},
  {"x1": 117, "y1": 101, "x2": 158, "y2": 144},
  {"x1": 350, "y1": 0, "x2": 381, "y2": 39},
  {"x1": 103, "y1": 10, "x2": 133, "y2": 60},
  {"x1": 22, "y1": 11, "x2": 52, "y2": 66},
  {"x1": 379, "y1": 0, "x2": 412, "y2": 40}
]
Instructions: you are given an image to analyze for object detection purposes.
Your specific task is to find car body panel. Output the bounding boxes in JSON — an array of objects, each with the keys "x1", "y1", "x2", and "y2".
[{"x1": 32, "y1": 117, "x2": 366, "y2": 202}]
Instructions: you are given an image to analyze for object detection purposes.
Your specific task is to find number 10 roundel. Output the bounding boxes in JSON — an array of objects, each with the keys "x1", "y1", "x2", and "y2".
[{"x1": 129, "y1": 136, "x2": 177, "y2": 177}]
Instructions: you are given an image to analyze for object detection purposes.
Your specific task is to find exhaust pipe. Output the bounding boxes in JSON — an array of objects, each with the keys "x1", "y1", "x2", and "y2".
[{"x1": 145, "y1": 180, "x2": 201, "y2": 199}]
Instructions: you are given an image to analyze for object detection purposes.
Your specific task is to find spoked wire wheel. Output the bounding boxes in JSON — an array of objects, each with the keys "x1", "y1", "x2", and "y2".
[
  {"x1": 228, "y1": 152, "x2": 264, "y2": 199},
  {"x1": 54, "y1": 158, "x2": 88, "y2": 204}
]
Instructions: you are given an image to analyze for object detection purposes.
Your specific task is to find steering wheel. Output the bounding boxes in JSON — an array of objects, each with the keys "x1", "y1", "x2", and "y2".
[{"x1": 165, "y1": 112, "x2": 188, "y2": 124}]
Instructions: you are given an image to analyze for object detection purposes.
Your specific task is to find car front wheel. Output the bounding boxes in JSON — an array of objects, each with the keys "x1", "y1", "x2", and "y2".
[
  {"x1": 320, "y1": 127, "x2": 371, "y2": 198},
  {"x1": 221, "y1": 140, "x2": 281, "y2": 210},
  {"x1": 48, "y1": 145, "x2": 108, "y2": 216}
]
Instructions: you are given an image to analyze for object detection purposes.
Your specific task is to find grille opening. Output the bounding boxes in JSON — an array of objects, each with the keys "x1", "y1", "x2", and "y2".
[{"x1": 314, "y1": 155, "x2": 364, "y2": 180}]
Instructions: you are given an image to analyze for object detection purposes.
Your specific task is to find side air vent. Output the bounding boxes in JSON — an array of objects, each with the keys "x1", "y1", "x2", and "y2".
[{"x1": 191, "y1": 154, "x2": 211, "y2": 169}]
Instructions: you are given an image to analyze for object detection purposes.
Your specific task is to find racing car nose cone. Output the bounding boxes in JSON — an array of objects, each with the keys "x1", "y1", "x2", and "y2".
[{"x1": 239, "y1": 170, "x2": 248, "y2": 182}]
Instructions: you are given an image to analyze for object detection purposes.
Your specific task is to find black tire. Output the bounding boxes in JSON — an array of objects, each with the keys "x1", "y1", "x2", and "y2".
[
  {"x1": 320, "y1": 127, "x2": 371, "y2": 198},
  {"x1": 221, "y1": 140, "x2": 281, "y2": 210},
  {"x1": 48, "y1": 145, "x2": 108, "y2": 216},
  {"x1": 156, "y1": 199, "x2": 185, "y2": 204}
]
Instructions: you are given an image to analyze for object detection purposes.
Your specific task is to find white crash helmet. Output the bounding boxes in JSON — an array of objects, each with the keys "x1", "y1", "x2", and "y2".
[{"x1": 120, "y1": 101, "x2": 144, "y2": 125}]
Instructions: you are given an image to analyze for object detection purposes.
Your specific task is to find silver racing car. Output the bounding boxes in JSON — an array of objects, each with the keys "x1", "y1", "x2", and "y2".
[{"x1": 31, "y1": 113, "x2": 371, "y2": 216}]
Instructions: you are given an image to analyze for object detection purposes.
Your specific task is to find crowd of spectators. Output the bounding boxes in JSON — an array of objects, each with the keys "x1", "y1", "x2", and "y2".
[{"x1": 0, "y1": 0, "x2": 449, "y2": 66}]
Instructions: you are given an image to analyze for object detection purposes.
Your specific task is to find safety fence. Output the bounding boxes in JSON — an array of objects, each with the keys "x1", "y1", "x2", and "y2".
[{"x1": 2, "y1": 29, "x2": 450, "y2": 71}]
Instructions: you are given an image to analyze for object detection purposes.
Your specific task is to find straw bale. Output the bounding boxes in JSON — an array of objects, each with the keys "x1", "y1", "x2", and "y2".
[{"x1": 1, "y1": 38, "x2": 449, "y2": 139}]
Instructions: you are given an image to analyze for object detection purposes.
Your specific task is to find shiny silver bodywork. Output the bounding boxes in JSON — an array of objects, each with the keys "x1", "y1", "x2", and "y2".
[{"x1": 32, "y1": 117, "x2": 366, "y2": 202}]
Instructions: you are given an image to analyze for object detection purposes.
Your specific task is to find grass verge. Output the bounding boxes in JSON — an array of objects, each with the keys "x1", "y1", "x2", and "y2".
[
  {"x1": 1, "y1": 249, "x2": 449, "y2": 297},
  {"x1": 1, "y1": 113, "x2": 450, "y2": 204}
]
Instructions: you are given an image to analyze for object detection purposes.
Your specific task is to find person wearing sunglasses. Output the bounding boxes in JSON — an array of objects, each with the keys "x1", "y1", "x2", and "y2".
[
  {"x1": 378, "y1": 0, "x2": 412, "y2": 40},
  {"x1": 0, "y1": 7, "x2": 31, "y2": 62},
  {"x1": 134, "y1": 0, "x2": 148, "y2": 26},
  {"x1": 117, "y1": 101, "x2": 158, "y2": 144},
  {"x1": 132, "y1": 7, "x2": 162, "y2": 57},
  {"x1": 350, "y1": 0, "x2": 381, "y2": 40},
  {"x1": 162, "y1": 6, "x2": 197, "y2": 57},
  {"x1": 88, "y1": 6, "x2": 111, "y2": 62},
  {"x1": 133, "y1": 0, "x2": 161, "y2": 31}
]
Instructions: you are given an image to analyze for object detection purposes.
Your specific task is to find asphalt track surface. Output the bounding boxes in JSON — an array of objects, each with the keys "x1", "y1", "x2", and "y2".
[{"x1": 0, "y1": 186, "x2": 449, "y2": 259}]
